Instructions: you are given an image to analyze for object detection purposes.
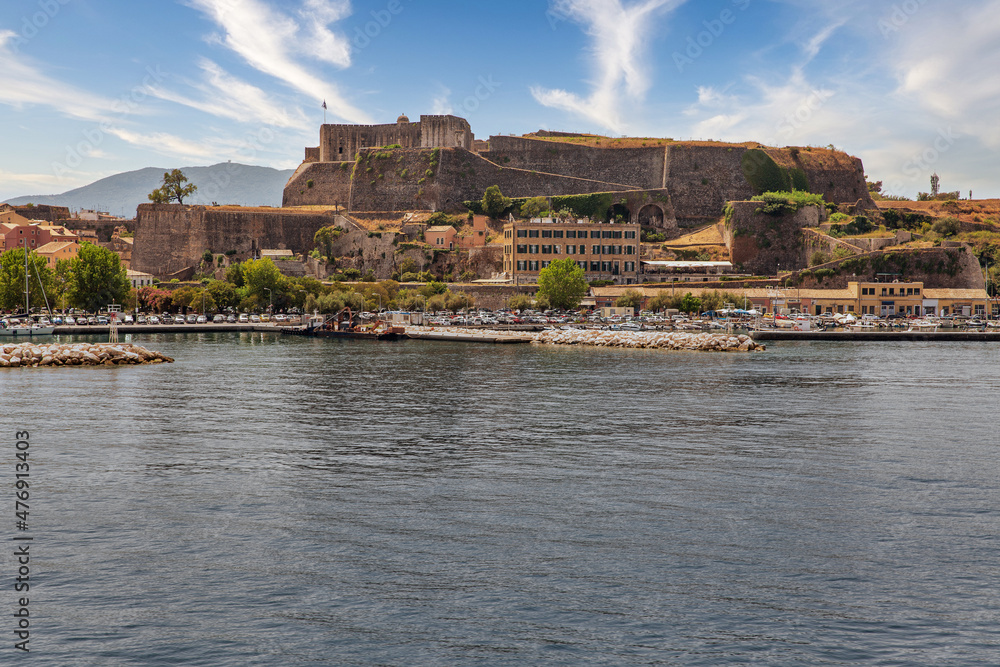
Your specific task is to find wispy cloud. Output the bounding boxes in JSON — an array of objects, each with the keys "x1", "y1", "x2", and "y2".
[
  {"x1": 185, "y1": 0, "x2": 369, "y2": 123},
  {"x1": 531, "y1": 0, "x2": 684, "y2": 133},
  {"x1": 0, "y1": 30, "x2": 119, "y2": 123},
  {"x1": 106, "y1": 128, "x2": 225, "y2": 160},
  {"x1": 430, "y1": 85, "x2": 453, "y2": 115},
  {"x1": 149, "y1": 58, "x2": 308, "y2": 128}
]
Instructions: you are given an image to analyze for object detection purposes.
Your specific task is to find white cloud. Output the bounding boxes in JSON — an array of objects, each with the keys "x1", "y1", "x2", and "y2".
[
  {"x1": 430, "y1": 85, "x2": 453, "y2": 115},
  {"x1": 0, "y1": 31, "x2": 119, "y2": 123},
  {"x1": 149, "y1": 59, "x2": 308, "y2": 128},
  {"x1": 532, "y1": 0, "x2": 684, "y2": 132},
  {"x1": 185, "y1": 0, "x2": 369, "y2": 123},
  {"x1": 106, "y1": 128, "x2": 223, "y2": 160}
]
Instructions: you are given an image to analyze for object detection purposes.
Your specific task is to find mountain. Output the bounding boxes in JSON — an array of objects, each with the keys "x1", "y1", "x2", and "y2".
[{"x1": 4, "y1": 163, "x2": 296, "y2": 218}]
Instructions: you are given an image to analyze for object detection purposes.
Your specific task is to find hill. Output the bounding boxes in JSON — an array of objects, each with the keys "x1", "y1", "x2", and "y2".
[{"x1": 5, "y1": 163, "x2": 295, "y2": 218}]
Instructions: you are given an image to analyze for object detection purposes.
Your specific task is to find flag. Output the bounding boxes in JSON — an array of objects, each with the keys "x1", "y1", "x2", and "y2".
[{"x1": 322, "y1": 100, "x2": 327, "y2": 110}]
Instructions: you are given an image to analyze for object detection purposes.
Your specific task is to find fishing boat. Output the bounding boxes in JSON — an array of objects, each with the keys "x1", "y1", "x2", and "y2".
[
  {"x1": 282, "y1": 308, "x2": 405, "y2": 340},
  {"x1": 0, "y1": 243, "x2": 54, "y2": 337}
]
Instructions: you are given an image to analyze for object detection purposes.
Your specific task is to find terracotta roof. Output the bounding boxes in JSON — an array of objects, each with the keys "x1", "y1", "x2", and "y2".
[
  {"x1": 426, "y1": 226, "x2": 456, "y2": 233},
  {"x1": 35, "y1": 241, "x2": 77, "y2": 254}
]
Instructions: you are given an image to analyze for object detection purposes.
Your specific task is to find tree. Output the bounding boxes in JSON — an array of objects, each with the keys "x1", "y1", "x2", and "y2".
[
  {"x1": 241, "y1": 258, "x2": 285, "y2": 308},
  {"x1": 932, "y1": 217, "x2": 960, "y2": 237},
  {"x1": 225, "y1": 261, "x2": 245, "y2": 287},
  {"x1": 809, "y1": 251, "x2": 830, "y2": 267},
  {"x1": 68, "y1": 242, "x2": 130, "y2": 313},
  {"x1": 446, "y1": 291, "x2": 474, "y2": 312},
  {"x1": 313, "y1": 225, "x2": 342, "y2": 259},
  {"x1": 205, "y1": 279, "x2": 239, "y2": 311},
  {"x1": 647, "y1": 292, "x2": 681, "y2": 312},
  {"x1": 537, "y1": 258, "x2": 588, "y2": 310},
  {"x1": 138, "y1": 286, "x2": 172, "y2": 312},
  {"x1": 679, "y1": 292, "x2": 702, "y2": 315},
  {"x1": 148, "y1": 169, "x2": 197, "y2": 204},
  {"x1": 520, "y1": 196, "x2": 548, "y2": 219},
  {"x1": 0, "y1": 248, "x2": 53, "y2": 312},
  {"x1": 507, "y1": 294, "x2": 535, "y2": 311},
  {"x1": 615, "y1": 288, "x2": 644, "y2": 309},
  {"x1": 481, "y1": 185, "x2": 511, "y2": 219}
]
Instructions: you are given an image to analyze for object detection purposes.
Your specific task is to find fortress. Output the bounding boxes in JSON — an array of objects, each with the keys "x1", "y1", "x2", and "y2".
[{"x1": 283, "y1": 114, "x2": 877, "y2": 234}]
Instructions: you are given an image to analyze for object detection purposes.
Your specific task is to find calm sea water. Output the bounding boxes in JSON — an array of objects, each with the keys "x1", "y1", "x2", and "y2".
[{"x1": 2, "y1": 333, "x2": 999, "y2": 665}]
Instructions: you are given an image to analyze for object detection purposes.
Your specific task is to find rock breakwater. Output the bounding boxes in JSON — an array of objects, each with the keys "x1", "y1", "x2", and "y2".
[
  {"x1": 532, "y1": 329, "x2": 765, "y2": 351},
  {"x1": 0, "y1": 342, "x2": 174, "y2": 368}
]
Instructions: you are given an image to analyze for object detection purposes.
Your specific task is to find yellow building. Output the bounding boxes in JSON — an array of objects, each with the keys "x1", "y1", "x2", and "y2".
[
  {"x1": 36, "y1": 241, "x2": 79, "y2": 268},
  {"x1": 503, "y1": 219, "x2": 640, "y2": 285}
]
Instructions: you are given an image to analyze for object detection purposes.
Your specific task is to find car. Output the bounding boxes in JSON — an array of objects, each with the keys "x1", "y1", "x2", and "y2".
[
  {"x1": 273, "y1": 314, "x2": 287, "y2": 322},
  {"x1": 238, "y1": 314, "x2": 249, "y2": 323},
  {"x1": 174, "y1": 315, "x2": 185, "y2": 324},
  {"x1": 97, "y1": 316, "x2": 109, "y2": 325},
  {"x1": 51, "y1": 316, "x2": 63, "y2": 325},
  {"x1": 148, "y1": 315, "x2": 161, "y2": 324},
  {"x1": 123, "y1": 314, "x2": 134, "y2": 324},
  {"x1": 87, "y1": 316, "x2": 98, "y2": 325},
  {"x1": 213, "y1": 314, "x2": 225, "y2": 323},
  {"x1": 186, "y1": 313, "x2": 198, "y2": 323},
  {"x1": 250, "y1": 314, "x2": 261, "y2": 323},
  {"x1": 227, "y1": 314, "x2": 237, "y2": 323},
  {"x1": 197, "y1": 315, "x2": 207, "y2": 324},
  {"x1": 260, "y1": 313, "x2": 271, "y2": 322},
  {"x1": 137, "y1": 315, "x2": 147, "y2": 324}
]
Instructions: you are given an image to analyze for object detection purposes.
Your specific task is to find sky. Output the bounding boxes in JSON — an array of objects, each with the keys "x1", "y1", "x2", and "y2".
[{"x1": 1, "y1": 0, "x2": 998, "y2": 203}]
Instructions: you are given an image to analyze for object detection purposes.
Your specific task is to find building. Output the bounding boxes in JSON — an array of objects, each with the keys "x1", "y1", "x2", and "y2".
[
  {"x1": 456, "y1": 215, "x2": 490, "y2": 250},
  {"x1": 503, "y1": 218, "x2": 641, "y2": 284},
  {"x1": 36, "y1": 241, "x2": 79, "y2": 268},
  {"x1": 590, "y1": 281, "x2": 989, "y2": 317},
  {"x1": 310, "y1": 114, "x2": 473, "y2": 162},
  {"x1": 127, "y1": 269, "x2": 155, "y2": 288},
  {"x1": 0, "y1": 215, "x2": 79, "y2": 253},
  {"x1": 425, "y1": 225, "x2": 457, "y2": 250}
]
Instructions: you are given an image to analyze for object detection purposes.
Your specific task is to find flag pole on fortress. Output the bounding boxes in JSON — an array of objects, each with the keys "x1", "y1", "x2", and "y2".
[{"x1": 322, "y1": 99, "x2": 327, "y2": 124}]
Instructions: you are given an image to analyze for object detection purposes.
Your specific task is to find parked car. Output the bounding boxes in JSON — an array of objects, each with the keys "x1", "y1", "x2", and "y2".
[
  {"x1": 148, "y1": 315, "x2": 161, "y2": 324},
  {"x1": 238, "y1": 313, "x2": 249, "y2": 323},
  {"x1": 260, "y1": 313, "x2": 271, "y2": 322},
  {"x1": 273, "y1": 314, "x2": 287, "y2": 322},
  {"x1": 87, "y1": 316, "x2": 98, "y2": 325},
  {"x1": 64, "y1": 316, "x2": 75, "y2": 325},
  {"x1": 137, "y1": 315, "x2": 147, "y2": 324},
  {"x1": 97, "y1": 316, "x2": 109, "y2": 325},
  {"x1": 186, "y1": 313, "x2": 198, "y2": 323},
  {"x1": 250, "y1": 314, "x2": 261, "y2": 323},
  {"x1": 213, "y1": 314, "x2": 225, "y2": 323},
  {"x1": 227, "y1": 314, "x2": 237, "y2": 323},
  {"x1": 174, "y1": 315, "x2": 185, "y2": 324},
  {"x1": 197, "y1": 315, "x2": 207, "y2": 324}
]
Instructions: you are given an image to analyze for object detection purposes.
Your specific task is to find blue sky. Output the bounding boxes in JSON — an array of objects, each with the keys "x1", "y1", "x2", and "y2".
[{"x1": 1, "y1": 0, "x2": 998, "y2": 203}]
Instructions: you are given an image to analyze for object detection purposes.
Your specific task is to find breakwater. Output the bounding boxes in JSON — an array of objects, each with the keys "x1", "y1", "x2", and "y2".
[
  {"x1": 0, "y1": 342, "x2": 174, "y2": 367},
  {"x1": 532, "y1": 329, "x2": 764, "y2": 351},
  {"x1": 751, "y1": 330, "x2": 1000, "y2": 342}
]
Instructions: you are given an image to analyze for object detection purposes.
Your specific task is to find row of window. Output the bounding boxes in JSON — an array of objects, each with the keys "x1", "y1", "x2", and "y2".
[
  {"x1": 860, "y1": 286, "x2": 921, "y2": 296},
  {"x1": 513, "y1": 245, "x2": 636, "y2": 255},
  {"x1": 514, "y1": 229, "x2": 637, "y2": 239},
  {"x1": 515, "y1": 260, "x2": 638, "y2": 273}
]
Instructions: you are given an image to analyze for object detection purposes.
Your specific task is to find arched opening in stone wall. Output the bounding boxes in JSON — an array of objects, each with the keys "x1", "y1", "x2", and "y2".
[
  {"x1": 606, "y1": 203, "x2": 630, "y2": 223},
  {"x1": 637, "y1": 204, "x2": 664, "y2": 228}
]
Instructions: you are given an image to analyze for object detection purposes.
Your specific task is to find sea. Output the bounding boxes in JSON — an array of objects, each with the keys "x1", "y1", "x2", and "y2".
[{"x1": 2, "y1": 332, "x2": 998, "y2": 665}]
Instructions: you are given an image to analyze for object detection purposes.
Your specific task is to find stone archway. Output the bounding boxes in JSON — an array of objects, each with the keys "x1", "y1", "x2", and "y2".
[
  {"x1": 606, "y1": 203, "x2": 631, "y2": 223},
  {"x1": 637, "y1": 203, "x2": 664, "y2": 228}
]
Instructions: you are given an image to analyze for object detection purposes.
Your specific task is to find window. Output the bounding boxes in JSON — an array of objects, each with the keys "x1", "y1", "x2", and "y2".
[
  {"x1": 529, "y1": 261, "x2": 539, "y2": 271},
  {"x1": 541, "y1": 230, "x2": 553, "y2": 238},
  {"x1": 602, "y1": 231, "x2": 612, "y2": 239},
  {"x1": 881, "y1": 288, "x2": 887, "y2": 296},
  {"x1": 578, "y1": 261, "x2": 586, "y2": 270},
  {"x1": 516, "y1": 245, "x2": 527, "y2": 254},
  {"x1": 541, "y1": 245, "x2": 552, "y2": 254},
  {"x1": 602, "y1": 261, "x2": 612, "y2": 272},
  {"x1": 612, "y1": 231, "x2": 623, "y2": 239},
  {"x1": 554, "y1": 245, "x2": 561, "y2": 254},
  {"x1": 592, "y1": 245, "x2": 601, "y2": 254},
  {"x1": 516, "y1": 260, "x2": 526, "y2": 271},
  {"x1": 625, "y1": 245, "x2": 635, "y2": 255},
  {"x1": 602, "y1": 245, "x2": 611, "y2": 255},
  {"x1": 914, "y1": 288, "x2": 921, "y2": 295},
  {"x1": 541, "y1": 261, "x2": 550, "y2": 269},
  {"x1": 566, "y1": 230, "x2": 577, "y2": 239},
  {"x1": 624, "y1": 231, "x2": 637, "y2": 239},
  {"x1": 567, "y1": 245, "x2": 576, "y2": 254},
  {"x1": 590, "y1": 261, "x2": 600, "y2": 271},
  {"x1": 591, "y1": 230, "x2": 601, "y2": 238},
  {"x1": 529, "y1": 245, "x2": 539, "y2": 254},
  {"x1": 553, "y1": 230, "x2": 564, "y2": 238},
  {"x1": 528, "y1": 230, "x2": 539, "y2": 238},
  {"x1": 517, "y1": 229, "x2": 527, "y2": 238}
]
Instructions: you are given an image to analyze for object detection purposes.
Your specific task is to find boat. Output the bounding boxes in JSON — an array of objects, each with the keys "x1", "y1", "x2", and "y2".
[
  {"x1": 0, "y1": 244, "x2": 54, "y2": 337},
  {"x1": 283, "y1": 308, "x2": 405, "y2": 340}
]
